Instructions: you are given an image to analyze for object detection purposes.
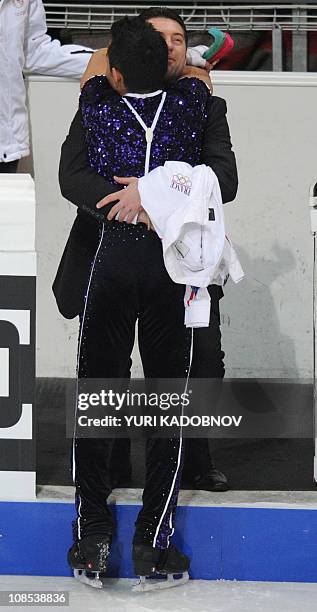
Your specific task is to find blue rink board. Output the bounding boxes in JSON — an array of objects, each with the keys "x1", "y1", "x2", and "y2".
[{"x1": 0, "y1": 502, "x2": 317, "y2": 582}]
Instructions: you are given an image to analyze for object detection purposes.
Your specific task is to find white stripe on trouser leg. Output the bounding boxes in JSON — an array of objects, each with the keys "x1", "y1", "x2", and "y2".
[
  {"x1": 153, "y1": 327, "x2": 194, "y2": 548},
  {"x1": 72, "y1": 224, "x2": 105, "y2": 540}
]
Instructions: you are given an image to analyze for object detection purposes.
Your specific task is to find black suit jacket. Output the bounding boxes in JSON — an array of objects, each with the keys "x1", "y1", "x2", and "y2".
[{"x1": 53, "y1": 96, "x2": 238, "y2": 319}]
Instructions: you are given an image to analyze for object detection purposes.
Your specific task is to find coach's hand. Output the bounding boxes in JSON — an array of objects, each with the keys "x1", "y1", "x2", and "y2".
[
  {"x1": 137, "y1": 210, "x2": 155, "y2": 231},
  {"x1": 96, "y1": 176, "x2": 142, "y2": 223}
]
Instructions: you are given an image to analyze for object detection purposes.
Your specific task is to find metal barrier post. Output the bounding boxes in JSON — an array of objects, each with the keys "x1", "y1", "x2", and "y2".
[
  {"x1": 293, "y1": 7, "x2": 308, "y2": 71},
  {"x1": 272, "y1": 25, "x2": 283, "y2": 70}
]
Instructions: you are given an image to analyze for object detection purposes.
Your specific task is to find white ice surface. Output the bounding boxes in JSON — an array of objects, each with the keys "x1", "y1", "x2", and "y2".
[{"x1": 1, "y1": 576, "x2": 317, "y2": 612}]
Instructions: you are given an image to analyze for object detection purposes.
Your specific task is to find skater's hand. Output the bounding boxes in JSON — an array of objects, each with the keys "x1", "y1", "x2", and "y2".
[
  {"x1": 97, "y1": 176, "x2": 142, "y2": 223},
  {"x1": 204, "y1": 59, "x2": 219, "y2": 72}
]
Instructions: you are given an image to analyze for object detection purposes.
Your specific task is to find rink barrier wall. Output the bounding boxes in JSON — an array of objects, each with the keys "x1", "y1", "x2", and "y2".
[
  {"x1": 26, "y1": 73, "x2": 317, "y2": 381},
  {"x1": 1, "y1": 500, "x2": 317, "y2": 582},
  {"x1": 0, "y1": 174, "x2": 37, "y2": 501}
]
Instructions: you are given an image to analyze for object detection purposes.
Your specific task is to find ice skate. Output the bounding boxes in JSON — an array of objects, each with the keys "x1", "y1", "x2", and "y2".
[
  {"x1": 68, "y1": 534, "x2": 112, "y2": 589},
  {"x1": 132, "y1": 543, "x2": 190, "y2": 592}
]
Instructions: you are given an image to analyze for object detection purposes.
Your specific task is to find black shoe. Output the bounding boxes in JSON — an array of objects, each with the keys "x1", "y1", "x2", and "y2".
[
  {"x1": 68, "y1": 533, "x2": 112, "y2": 573},
  {"x1": 132, "y1": 542, "x2": 189, "y2": 577},
  {"x1": 194, "y1": 467, "x2": 229, "y2": 492},
  {"x1": 157, "y1": 545, "x2": 190, "y2": 575}
]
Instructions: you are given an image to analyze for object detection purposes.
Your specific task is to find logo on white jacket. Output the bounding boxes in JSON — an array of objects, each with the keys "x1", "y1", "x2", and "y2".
[
  {"x1": 12, "y1": 0, "x2": 26, "y2": 17},
  {"x1": 12, "y1": 0, "x2": 25, "y2": 8},
  {"x1": 170, "y1": 174, "x2": 192, "y2": 196}
]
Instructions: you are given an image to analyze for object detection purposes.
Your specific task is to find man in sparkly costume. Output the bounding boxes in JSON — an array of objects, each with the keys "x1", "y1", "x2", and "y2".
[
  {"x1": 55, "y1": 7, "x2": 237, "y2": 495},
  {"x1": 57, "y1": 14, "x2": 238, "y2": 590}
]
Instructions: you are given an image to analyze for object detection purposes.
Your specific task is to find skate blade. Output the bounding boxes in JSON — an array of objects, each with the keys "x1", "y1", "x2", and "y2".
[
  {"x1": 73, "y1": 569, "x2": 104, "y2": 589},
  {"x1": 132, "y1": 571, "x2": 189, "y2": 592}
]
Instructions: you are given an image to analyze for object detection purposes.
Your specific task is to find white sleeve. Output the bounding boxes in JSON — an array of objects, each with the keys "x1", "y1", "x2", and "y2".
[
  {"x1": 186, "y1": 46, "x2": 208, "y2": 68},
  {"x1": 23, "y1": 0, "x2": 92, "y2": 78}
]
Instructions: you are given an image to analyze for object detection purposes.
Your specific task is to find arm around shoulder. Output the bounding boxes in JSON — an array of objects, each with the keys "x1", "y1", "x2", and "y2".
[{"x1": 80, "y1": 48, "x2": 109, "y2": 89}]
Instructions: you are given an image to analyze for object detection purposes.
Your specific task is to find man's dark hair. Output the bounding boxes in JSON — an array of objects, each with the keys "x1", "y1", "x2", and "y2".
[
  {"x1": 139, "y1": 6, "x2": 188, "y2": 47},
  {"x1": 108, "y1": 16, "x2": 168, "y2": 93}
]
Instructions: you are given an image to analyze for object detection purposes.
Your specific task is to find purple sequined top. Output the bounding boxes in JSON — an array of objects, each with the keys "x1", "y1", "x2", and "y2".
[{"x1": 79, "y1": 76, "x2": 210, "y2": 184}]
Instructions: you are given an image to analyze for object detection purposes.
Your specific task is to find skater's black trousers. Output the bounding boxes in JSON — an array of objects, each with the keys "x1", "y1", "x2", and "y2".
[{"x1": 72, "y1": 222, "x2": 189, "y2": 548}]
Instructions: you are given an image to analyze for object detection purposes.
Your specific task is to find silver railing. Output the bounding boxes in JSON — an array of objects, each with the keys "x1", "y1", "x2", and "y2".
[{"x1": 44, "y1": 3, "x2": 317, "y2": 70}]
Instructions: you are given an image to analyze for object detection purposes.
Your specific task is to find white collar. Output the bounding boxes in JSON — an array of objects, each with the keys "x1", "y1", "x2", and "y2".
[{"x1": 124, "y1": 90, "x2": 163, "y2": 99}]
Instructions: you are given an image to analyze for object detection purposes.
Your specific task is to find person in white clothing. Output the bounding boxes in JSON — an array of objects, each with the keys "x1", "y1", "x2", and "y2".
[{"x1": 0, "y1": 0, "x2": 92, "y2": 171}]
